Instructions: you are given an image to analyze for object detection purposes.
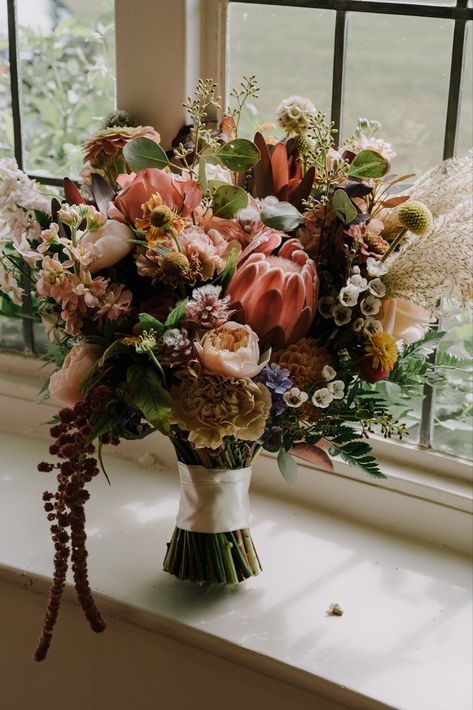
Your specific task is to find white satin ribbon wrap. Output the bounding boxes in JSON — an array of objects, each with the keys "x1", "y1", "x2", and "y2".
[{"x1": 176, "y1": 463, "x2": 252, "y2": 533}]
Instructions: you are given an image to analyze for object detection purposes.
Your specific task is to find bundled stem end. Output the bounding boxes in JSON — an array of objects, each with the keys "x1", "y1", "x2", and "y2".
[{"x1": 163, "y1": 527, "x2": 261, "y2": 585}]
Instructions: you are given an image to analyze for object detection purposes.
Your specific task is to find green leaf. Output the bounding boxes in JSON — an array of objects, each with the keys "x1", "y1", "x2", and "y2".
[
  {"x1": 34, "y1": 209, "x2": 52, "y2": 229},
  {"x1": 126, "y1": 364, "x2": 172, "y2": 435},
  {"x1": 277, "y1": 448, "x2": 298, "y2": 487},
  {"x1": 165, "y1": 299, "x2": 188, "y2": 328},
  {"x1": 212, "y1": 185, "x2": 248, "y2": 218},
  {"x1": 213, "y1": 246, "x2": 238, "y2": 291},
  {"x1": 138, "y1": 313, "x2": 165, "y2": 334},
  {"x1": 347, "y1": 150, "x2": 390, "y2": 179},
  {"x1": 261, "y1": 201, "x2": 302, "y2": 232},
  {"x1": 123, "y1": 137, "x2": 169, "y2": 171},
  {"x1": 332, "y1": 189, "x2": 358, "y2": 224},
  {"x1": 216, "y1": 139, "x2": 260, "y2": 172}
]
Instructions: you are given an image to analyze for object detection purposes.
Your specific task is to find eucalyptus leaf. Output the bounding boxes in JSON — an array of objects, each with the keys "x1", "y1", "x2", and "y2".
[
  {"x1": 126, "y1": 364, "x2": 172, "y2": 435},
  {"x1": 212, "y1": 185, "x2": 248, "y2": 218},
  {"x1": 347, "y1": 149, "x2": 390, "y2": 179},
  {"x1": 277, "y1": 448, "x2": 298, "y2": 487},
  {"x1": 138, "y1": 313, "x2": 165, "y2": 334},
  {"x1": 123, "y1": 137, "x2": 169, "y2": 171},
  {"x1": 332, "y1": 189, "x2": 358, "y2": 225},
  {"x1": 261, "y1": 201, "x2": 302, "y2": 232},
  {"x1": 165, "y1": 299, "x2": 188, "y2": 328},
  {"x1": 216, "y1": 139, "x2": 260, "y2": 172}
]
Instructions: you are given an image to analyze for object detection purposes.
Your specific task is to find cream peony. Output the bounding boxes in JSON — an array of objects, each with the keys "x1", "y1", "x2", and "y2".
[
  {"x1": 195, "y1": 322, "x2": 270, "y2": 378},
  {"x1": 81, "y1": 219, "x2": 134, "y2": 274},
  {"x1": 49, "y1": 343, "x2": 104, "y2": 405},
  {"x1": 381, "y1": 298, "x2": 430, "y2": 344}
]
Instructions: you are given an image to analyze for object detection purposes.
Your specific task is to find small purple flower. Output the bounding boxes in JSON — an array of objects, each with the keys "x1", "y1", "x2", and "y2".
[
  {"x1": 258, "y1": 426, "x2": 283, "y2": 453},
  {"x1": 255, "y1": 363, "x2": 292, "y2": 394}
]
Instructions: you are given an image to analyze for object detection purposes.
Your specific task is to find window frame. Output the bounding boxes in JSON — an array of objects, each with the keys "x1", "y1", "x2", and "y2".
[{"x1": 2, "y1": 0, "x2": 473, "y2": 470}]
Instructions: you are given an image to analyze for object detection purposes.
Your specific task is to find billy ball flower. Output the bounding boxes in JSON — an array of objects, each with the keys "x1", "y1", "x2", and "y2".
[
  {"x1": 171, "y1": 368, "x2": 271, "y2": 449},
  {"x1": 276, "y1": 95, "x2": 317, "y2": 136},
  {"x1": 398, "y1": 200, "x2": 433, "y2": 236},
  {"x1": 283, "y1": 387, "x2": 309, "y2": 408}
]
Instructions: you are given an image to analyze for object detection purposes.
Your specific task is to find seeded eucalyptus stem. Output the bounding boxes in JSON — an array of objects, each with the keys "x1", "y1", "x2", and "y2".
[{"x1": 163, "y1": 438, "x2": 262, "y2": 585}]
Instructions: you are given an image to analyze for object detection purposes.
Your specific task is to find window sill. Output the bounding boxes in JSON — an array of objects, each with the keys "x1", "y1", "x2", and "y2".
[
  {"x1": 0, "y1": 430, "x2": 472, "y2": 710},
  {"x1": 0, "y1": 352, "x2": 471, "y2": 553}
]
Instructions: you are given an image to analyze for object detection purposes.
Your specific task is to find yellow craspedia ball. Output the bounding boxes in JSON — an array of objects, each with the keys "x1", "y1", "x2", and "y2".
[{"x1": 398, "y1": 200, "x2": 433, "y2": 235}]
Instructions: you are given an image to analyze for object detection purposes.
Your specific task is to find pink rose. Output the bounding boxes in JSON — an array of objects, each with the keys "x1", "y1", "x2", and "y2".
[
  {"x1": 195, "y1": 322, "x2": 270, "y2": 378},
  {"x1": 112, "y1": 168, "x2": 202, "y2": 224},
  {"x1": 81, "y1": 219, "x2": 134, "y2": 274},
  {"x1": 381, "y1": 298, "x2": 430, "y2": 344},
  {"x1": 49, "y1": 343, "x2": 104, "y2": 406}
]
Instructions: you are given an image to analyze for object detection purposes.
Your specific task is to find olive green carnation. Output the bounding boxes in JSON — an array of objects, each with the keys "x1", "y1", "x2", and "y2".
[{"x1": 171, "y1": 367, "x2": 271, "y2": 449}]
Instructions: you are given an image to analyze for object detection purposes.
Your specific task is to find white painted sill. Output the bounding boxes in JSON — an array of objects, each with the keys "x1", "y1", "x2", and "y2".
[{"x1": 0, "y1": 353, "x2": 472, "y2": 709}]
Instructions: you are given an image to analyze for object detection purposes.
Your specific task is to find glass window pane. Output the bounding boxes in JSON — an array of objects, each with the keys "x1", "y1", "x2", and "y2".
[
  {"x1": 0, "y1": 2, "x2": 14, "y2": 159},
  {"x1": 17, "y1": 0, "x2": 115, "y2": 178},
  {"x1": 0, "y1": 295, "x2": 24, "y2": 350},
  {"x1": 432, "y1": 307, "x2": 473, "y2": 460},
  {"x1": 457, "y1": 21, "x2": 473, "y2": 157},
  {"x1": 343, "y1": 13, "x2": 453, "y2": 176},
  {"x1": 227, "y1": 2, "x2": 335, "y2": 139}
]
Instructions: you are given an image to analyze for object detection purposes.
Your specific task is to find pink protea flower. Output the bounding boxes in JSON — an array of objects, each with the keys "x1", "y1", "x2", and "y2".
[{"x1": 227, "y1": 238, "x2": 318, "y2": 349}]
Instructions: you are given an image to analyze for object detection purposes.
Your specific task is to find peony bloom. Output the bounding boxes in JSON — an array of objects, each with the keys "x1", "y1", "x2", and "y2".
[
  {"x1": 113, "y1": 168, "x2": 201, "y2": 225},
  {"x1": 380, "y1": 298, "x2": 430, "y2": 344},
  {"x1": 49, "y1": 343, "x2": 104, "y2": 406},
  {"x1": 195, "y1": 322, "x2": 270, "y2": 378},
  {"x1": 81, "y1": 219, "x2": 134, "y2": 274},
  {"x1": 171, "y1": 367, "x2": 271, "y2": 449},
  {"x1": 227, "y1": 238, "x2": 318, "y2": 349}
]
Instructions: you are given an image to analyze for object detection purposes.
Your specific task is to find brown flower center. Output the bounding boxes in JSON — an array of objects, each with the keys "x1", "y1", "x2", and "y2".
[{"x1": 150, "y1": 206, "x2": 173, "y2": 228}]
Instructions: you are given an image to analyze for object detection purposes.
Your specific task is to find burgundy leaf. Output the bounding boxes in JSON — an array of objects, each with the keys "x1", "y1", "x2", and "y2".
[
  {"x1": 252, "y1": 132, "x2": 273, "y2": 198},
  {"x1": 380, "y1": 195, "x2": 410, "y2": 208},
  {"x1": 291, "y1": 443, "x2": 334, "y2": 471},
  {"x1": 91, "y1": 173, "x2": 116, "y2": 214},
  {"x1": 290, "y1": 166, "x2": 315, "y2": 211},
  {"x1": 64, "y1": 177, "x2": 87, "y2": 205}
]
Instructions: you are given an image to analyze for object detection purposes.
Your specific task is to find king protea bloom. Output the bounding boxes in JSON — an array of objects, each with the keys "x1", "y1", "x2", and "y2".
[{"x1": 227, "y1": 239, "x2": 318, "y2": 349}]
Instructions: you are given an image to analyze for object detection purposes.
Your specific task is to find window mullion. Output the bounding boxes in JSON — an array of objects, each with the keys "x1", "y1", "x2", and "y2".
[
  {"x1": 7, "y1": 0, "x2": 35, "y2": 353},
  {"x1": 330, "y1": 9, "x2": 348, "y2": 138}
]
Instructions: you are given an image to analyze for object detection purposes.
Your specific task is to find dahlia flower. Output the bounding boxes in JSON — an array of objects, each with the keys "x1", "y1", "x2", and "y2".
[
  {"x1": 227, "y1": 238, "x2": 318, "y2": 349},
  {"x1": 272, "y1": 338, "x2": 332, "y2": 389},
  {"x1": 84, "y1": 125, "x2": 161, "y2": 171}
]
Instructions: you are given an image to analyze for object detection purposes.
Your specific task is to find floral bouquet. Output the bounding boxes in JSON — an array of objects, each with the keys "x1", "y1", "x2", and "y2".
[{"x1": 1, "y1": 77, "x2": 472, "y2": 662}]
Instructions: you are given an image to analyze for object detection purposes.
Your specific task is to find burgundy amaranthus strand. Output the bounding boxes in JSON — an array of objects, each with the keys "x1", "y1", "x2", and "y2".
[{"x1": 34, "y1": 401, "x2": 114, "y2": 661}]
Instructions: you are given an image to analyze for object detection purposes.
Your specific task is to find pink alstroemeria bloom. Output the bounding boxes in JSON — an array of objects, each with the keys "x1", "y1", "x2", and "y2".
[
  {"x1": 111, "y1": 168, "x2": 202, "y2": 224},
  {"x1": 227, "y1": 238, "x2": 318, "y2": 349}
]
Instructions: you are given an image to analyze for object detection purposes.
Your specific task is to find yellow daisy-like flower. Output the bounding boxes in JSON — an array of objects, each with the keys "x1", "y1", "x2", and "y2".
[
  {"x1": 135, "y1": 193, "x2": 186, "y2": 246},
  {"x1": 121, "y1": 336, "x2": 139, "y2": 346},
  {"x1": 365, "y1": 332, "x2": 398, "y2": 372}
]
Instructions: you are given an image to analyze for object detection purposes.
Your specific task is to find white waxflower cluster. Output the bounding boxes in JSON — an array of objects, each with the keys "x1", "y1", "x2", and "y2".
[
  {"x1": 318, "y1": 263, "x2": 387, "y2": 327},
  {"x1": 276, "y1": 95, "x2": 317, "y2": 136},
  {"x1": 311, "y1": 365, "x2": 345, "y2": 408}
]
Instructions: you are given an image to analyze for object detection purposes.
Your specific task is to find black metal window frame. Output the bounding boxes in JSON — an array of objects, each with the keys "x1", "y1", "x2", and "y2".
[
  {"x1": 4, "y1": 0, "x2": 473, "y2": 449},
  {"x1": 231, "y1": 0, "x2": 472, "y2": 449}
]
